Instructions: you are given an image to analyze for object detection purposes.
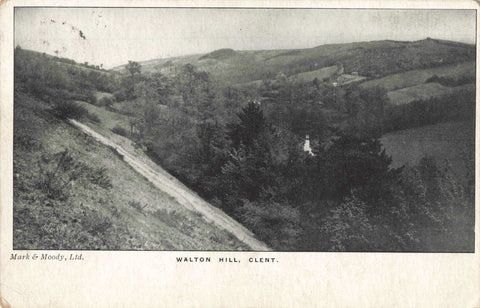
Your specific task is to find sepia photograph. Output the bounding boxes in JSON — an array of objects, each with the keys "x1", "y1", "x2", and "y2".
[{"x1": 12, "y1": 7, "x2": 476, "y2": 252}]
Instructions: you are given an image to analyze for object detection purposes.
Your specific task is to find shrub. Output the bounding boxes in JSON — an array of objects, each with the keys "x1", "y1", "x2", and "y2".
[
  {"x1": 320, "y1": 195, "x2": 375, "y2": 251},
  {"x1": 129, "y1": 201, "x2": 148, "y2": 212},
  {"x1": 86, "y1": 112, "x2": 101, "y2": 123},
  {"x1": 114, "y1": 90, "x2": 128, "y2": 102},
  {"x1": 86, "y1": 91, "x2": 98, "y2": 105},
  {"x1": 112, "y1": 125, "x2": 128, "y2": 137},
  {"x1": 51, "y1": 100, "x2": 88, "y2": 120},
  {"x1": 83, "y1": 165, "x2": 112, "y2": 189},
  {"x1": 237, "y1": 199, "x2": 301, "y2": 250},
  {"x1": 14, "y1": 133, "x2": 41, "y2": 151},
  {"x1": 36, "y1": 150, "x2": 85, "y2": 200},
  {"x1": 36, "y1": 149, "x2": 113, "y2": 200},
  {"x1": 99, "y1": 96, "x2": 114, "y2": 108}
]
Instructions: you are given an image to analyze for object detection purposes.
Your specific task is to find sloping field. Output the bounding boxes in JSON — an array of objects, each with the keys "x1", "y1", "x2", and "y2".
[
  {"x1": 360, "y1": 61, "x2": 475, "y2": 91},
  {"x1": 291, "y1": 65, "x2": 338, "y2": 82},
  {"x1": 76, "y1": 100, "x2": 131, "y2": 132},
  {"x1": 115, "y1": 39, "x2": 475, "y2": 86},
  {"x1": 94, "y1": 91, "x2": 115, "y2": 101},
  {"x1": 381, "y1": 120, "x2": 475, "y2": 184},
  {"x1": 336, "y1": 73, "x2": 367, "y2": 85},
  {"x1": 387, "y1": 83, "x2": 475, "y2": 106}
]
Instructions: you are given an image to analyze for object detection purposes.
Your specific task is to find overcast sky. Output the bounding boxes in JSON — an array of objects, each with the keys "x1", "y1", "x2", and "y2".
[{"x1": 15, "y1": 8, "x2": 476, "y2": 69}]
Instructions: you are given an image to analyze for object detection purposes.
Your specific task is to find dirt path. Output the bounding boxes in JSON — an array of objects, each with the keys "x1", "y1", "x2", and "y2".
[{"x1": 70, "y1": 120, "x2": 270, "y2": 251}]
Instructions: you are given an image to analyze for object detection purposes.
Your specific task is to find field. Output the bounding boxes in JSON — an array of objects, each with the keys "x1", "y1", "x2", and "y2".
[
  {"x1": 13, "y1": 92, "x2": 248, "y2": 250},
  {"x1": 76, "y1": 100, "x2": 131, "y2": 133},
  {"x1": 381, "y1": 120, "x2": 475, "y2": 183},
  {"x1": 360, "y1": 61, "x2": 475, "y2": 91},
  {"x1": 290, "y1": 65, "x2": 338, "y2": 82},
  {"x1": 115, "y1": 38, "x2": 475, "y2": 86},
  {"x1": 386, "y1": 82, "x2": 475, "y2": 106}
]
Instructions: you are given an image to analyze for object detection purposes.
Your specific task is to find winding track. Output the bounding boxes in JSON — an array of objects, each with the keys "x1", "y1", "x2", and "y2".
[{"x1": 70, "y1": 120, "x2": 270, "y2": 251}]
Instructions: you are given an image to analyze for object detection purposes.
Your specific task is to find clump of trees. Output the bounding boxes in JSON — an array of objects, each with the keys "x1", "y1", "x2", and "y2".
[
  {"x1": 124, "y1": 64, "x2": 473, "y2": 251},
  {"x1": 383, "y1": 89, "x2": 475, "y2": 132}
]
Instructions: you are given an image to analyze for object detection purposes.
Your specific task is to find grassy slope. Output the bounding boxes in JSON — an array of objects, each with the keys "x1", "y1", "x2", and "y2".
[
  {"x1": 386, "y1": 83, "x2": 475, "y2": 106},
  {"x1": 381, "y1": 120, "x2": 475, "y2": 183},
  {"x1": 119, "y1": 39, "x2": 475, "y2": 86},
  {"x1": 14, "y1": 92, "x2": 248, "y2": 250},
  {"x1": 360, "y1": 61, "x2": 475, "y2": 91}
]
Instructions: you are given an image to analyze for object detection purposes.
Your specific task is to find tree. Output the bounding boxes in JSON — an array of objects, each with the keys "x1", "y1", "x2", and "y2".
[
  {"x1": 227, "y1": 101, "x2": 266, "y2": 148},
  {"x1": 321, "y1": 134, "x2": 403, "y2": 204},
  {"x1": 126, "y1": 61, "x2": 142, "y2": 98},
  {"x1": 344, "y1": 85, "x2": 387, "y2": 139}
]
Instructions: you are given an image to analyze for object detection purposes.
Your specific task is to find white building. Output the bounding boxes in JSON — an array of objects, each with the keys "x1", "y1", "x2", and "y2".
[{"x1": 303, "y1": 134, "x2": 315, "y2": 156}]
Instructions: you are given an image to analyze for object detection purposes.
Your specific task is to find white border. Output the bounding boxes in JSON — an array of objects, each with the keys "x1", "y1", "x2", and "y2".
[{"x1": 1, "y1": 1, "x2": 479, "y2": 307}]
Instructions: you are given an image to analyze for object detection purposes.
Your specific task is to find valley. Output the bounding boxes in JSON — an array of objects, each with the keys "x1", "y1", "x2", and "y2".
[{"x1": 13, "y1": 37, "x2": 476, "y2": 251}]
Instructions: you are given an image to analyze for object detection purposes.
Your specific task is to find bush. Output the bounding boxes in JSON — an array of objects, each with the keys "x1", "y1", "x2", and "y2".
[
  {"x1": 51, "y1": 100, "x2": 88, "y2": 120},
  {"x1": 36, "y1": 150, "x2": 113, "y2": 200},
  {"x1": 237, "y1": 199, "x2": 301, "y2": 250},
  {"x1": 83, "y1": 165, "x2": 112, "y2": 189},
  {"x1": 86, "y1": 91, "x2": 98, "y2": 105},
  {"x1": 36, "y1": 150, "x2": 85, "y2": 200},
  {"x1": 86, "y1": 112, "x2": 101, "y2": 123},
  {"x1": 320, "y1": 195, "x2": 375, "y2": 251},
  {"x1": 99, "y1": 96, "x2": 114, "y2": 108},
  {"x1": 114, "y1": 90, "x2": 128, "y2": 102},
  {"x1": 129, "y1": 201, "x2": 148, "y2": 212},
  {"x1": 112, "y1": 125, "x2": 128, "y2": 137}
]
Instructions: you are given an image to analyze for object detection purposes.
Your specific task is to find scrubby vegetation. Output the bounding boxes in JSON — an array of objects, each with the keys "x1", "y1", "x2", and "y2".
[
  {"x1": 14, "y1": 39, "x2": 475, "y2": 251},
  {"x1": 112, "y1": 125, "x2": 128, "y2": 137},
  {"x1": 13, "y1": 90, "x2": 247, "y2": 250},
  {"x1": 384, "y1": 89, "x2": 475, "y2": 132}
]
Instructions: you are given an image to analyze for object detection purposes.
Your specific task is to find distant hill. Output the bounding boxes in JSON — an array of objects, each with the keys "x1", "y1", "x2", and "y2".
[{"x1": 113, "y1": 38, "x2": 475, "y2": 86}]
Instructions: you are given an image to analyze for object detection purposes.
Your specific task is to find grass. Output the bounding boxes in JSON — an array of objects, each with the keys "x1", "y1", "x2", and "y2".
[
  {"x1": 94, "y1": 91, "x2": 115, "y2": 101},
  {"x1": 360, "y1": 61, "x2": 475, "y2": 91},
  {"x1": 75, "y1": 100, "x2": 131, "y2": 132},
  {"x1": 14, "y1": 91, "x2": 248, "y2": 250},
  {"x1": 290, "y1": 65, "x2": 338, "y2": 82},
  {"x1": 119, "y1": 38, "x2": 475, "y2": 86},
  {"x1": 386, "y1": 83, "x2": 475, "y2": 106},
  {"x1": 381, "y1": 120, "x2": 475, "y2": 184}
]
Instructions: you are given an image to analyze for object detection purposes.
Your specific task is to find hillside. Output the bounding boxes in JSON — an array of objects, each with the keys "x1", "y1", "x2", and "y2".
[
  {"x1": 381, "y1": 120, "x2": 475, "y2": 184},
  {"x1": 14, "y1": 37, "x2": 475, "y2": 252},
  {"x1": 13, "y1": 91, "x2": 254, "y2": 250},
  {"x1": 114, "y1": 38, "x2": 475, "y2": 86}
]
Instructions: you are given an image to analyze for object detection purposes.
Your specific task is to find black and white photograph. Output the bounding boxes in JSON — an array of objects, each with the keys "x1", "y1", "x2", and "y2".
[{"x1": 12, "y1": 7, "x2": 476, "y2": 252}]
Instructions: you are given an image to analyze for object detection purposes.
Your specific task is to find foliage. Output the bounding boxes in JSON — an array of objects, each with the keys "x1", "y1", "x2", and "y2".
[
  {"x1": 425, "y1": 74, "x2": 476, "y2": 87},
  {"x1": 128, "y1": 200, "x2": 148, "y2": 212},
  {"x1": 238, "y1": 199, "x2": 301, "y2": 250},
  {"x1": 99, "y1": 96, "x2": 114, "y2": 108},
  {"x1": 36, "y1": 150, "x2": 113, "y2": 200},
  {"x1": 126, "y1": 60, "x2": 142, "y2": 97},
  {"x1": 112, "y1": 125, "x2": 128, "y2": 137},
  {"x1": 86, "y1": 112, "x2": 101, "y2": 123},
  {"x1": 82, "y1": 166, "x2": 113, "y2": 189},
  {"x1": 51, "y1": 100, "x2": 89, "y2": 120},
  {"x1": 320, "y1": 194, "x2": 375, "y2": 251},
  {"x1": 15, "y1": 48, "x2": 474, "y2": 251},
  {"x1": 383, "y1": 89, "x2": 475, "y2": 132},
  {"x1": 36, "y1": 150, "x2": 86, "y2": 200}
]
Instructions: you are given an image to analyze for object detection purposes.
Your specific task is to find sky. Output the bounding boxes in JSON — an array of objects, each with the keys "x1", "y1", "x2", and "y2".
[{"x1": 15, "y1": 8, "x2": 476, "y2": 69}]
